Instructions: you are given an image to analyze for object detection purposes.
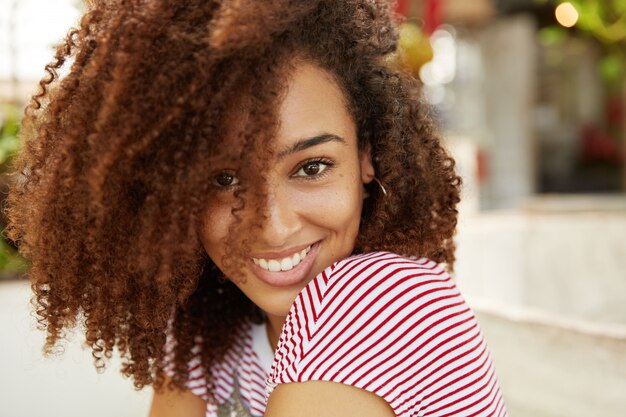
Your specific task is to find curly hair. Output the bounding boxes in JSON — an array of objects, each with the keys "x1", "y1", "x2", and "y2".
[{"x1": 4, "y1": 0, "x2": 461, "y2": 399}]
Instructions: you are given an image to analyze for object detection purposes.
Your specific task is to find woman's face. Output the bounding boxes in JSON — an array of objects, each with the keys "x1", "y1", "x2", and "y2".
[{"x1": 200, "y1": 61, "x2": 374, "y2": 318}]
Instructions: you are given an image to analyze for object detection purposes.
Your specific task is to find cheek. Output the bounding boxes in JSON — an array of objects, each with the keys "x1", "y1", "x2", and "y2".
[
  {"x1": 298, "y1": 175, "x2": 363, "y2": 232},
  {"x1": 200, "y1": 203, "x2": 233, "y2": 260}
]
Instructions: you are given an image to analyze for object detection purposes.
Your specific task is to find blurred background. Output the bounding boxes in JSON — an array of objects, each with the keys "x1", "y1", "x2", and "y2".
[{"x1": 0, "y1": 0, "x2": 624, "y2": 416}]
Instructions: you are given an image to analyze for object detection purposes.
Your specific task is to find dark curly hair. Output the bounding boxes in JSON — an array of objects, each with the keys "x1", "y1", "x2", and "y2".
[{"x1": 4, "y1": 0, "x2": 461, "y2": 400}]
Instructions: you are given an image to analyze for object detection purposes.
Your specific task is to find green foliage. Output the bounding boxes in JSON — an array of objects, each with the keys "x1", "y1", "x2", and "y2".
[
  {"x1": 538, "y1": 25, "x2": 569, "y2": 46},
  {"x1": 539, "y1": 1, "x2": 626, "y2": 89},
  {"x1": 600, "y1": 52, "x2": 626, "y2": 88},
  {"x1": 0, "y1": 237, "x2": 27, "y2": 274},
  {"x1": 570, "y1": 0, "x2": 626, "y2": 43},
  {"x1": 0, "y1": 104, "x2": 23, "y2": 172},
  {"x1": 0, "y1": 103, "x2": 27, "y2": 277}
]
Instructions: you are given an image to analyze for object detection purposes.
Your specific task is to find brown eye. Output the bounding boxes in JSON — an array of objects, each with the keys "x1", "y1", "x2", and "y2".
[
  {"x1": 302, "y1": 162, "x2": 322, "y2": 176},
  {"x1": 213, "y1": 171, "x2": 239, "y2": 188},
  {"x1": 293, "y1": 159, "x2": 334, "y2": 180}
]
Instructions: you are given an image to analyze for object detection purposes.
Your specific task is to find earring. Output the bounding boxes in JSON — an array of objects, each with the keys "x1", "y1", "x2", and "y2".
[{"x1": 373, "y1": 177, "x2": 388, "y2": 196}]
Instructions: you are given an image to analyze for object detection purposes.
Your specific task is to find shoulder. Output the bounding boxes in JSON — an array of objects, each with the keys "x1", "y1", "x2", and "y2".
[
  {"x1": 273, "y1": 251, "x2": 460, "y2": 359},
  {"x1": 307, "y1": 251, "x2": 467, "y2": 361},
  {"x1": 324, "y1": 251, "x2": 451, "y2": 294},
  {"x1": 314, "y1": 251, "x2": 456, "y2": 323},
  {"x1": 268, "y1": 252, "x2": 508, "y2": 416},
  {"x1": 273, "y1": 251, "x2": 452, "y2": 353},
  {"x1": 148, "y1": 372, "x2": 207, "y2": 417}
]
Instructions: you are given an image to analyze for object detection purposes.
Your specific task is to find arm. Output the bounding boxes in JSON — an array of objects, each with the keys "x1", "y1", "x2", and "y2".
[
  {"x1": 267, "y1": 254, "x2": 508, "y2": 416},
  {"x1": 264, "y1": 381, "x2": 395, "y2": 417},
  {"x1": 147, "y1": 374, "x2": 207, "y2": 417}
]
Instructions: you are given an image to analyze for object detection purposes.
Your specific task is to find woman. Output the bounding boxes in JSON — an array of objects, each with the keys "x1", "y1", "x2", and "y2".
[{"x1": 5, "y1": 0, "x2": 508, "y2": 416}]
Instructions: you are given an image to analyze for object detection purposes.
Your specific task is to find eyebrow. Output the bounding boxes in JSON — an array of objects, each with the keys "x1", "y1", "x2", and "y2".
[{"x1": 277, "y1": 133, "x2": 347, "y2": 160}]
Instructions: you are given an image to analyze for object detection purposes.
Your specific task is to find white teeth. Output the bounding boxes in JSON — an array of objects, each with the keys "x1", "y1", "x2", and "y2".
[
  {"x1": 253, "y1": 244, "x2": 313, "y2": 272},
  {"x1": 267, "y1": 260, "x2": 281, "y2": 272},
  {"x1": 280, "y1": 257, "x2": 293, "y2": 271}
]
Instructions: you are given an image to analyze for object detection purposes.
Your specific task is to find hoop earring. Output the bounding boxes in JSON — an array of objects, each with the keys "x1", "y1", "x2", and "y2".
[{"x1": 373, "y1": 177, "x2": 388, "y2": 196}]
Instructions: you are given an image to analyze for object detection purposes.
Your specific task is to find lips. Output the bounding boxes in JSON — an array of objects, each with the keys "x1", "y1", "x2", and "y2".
[
  {"x1": 249, "y1": 241, "x2": 321, "y2": 287},
  {"x1": 253, "y1": 244, "x2": 312, "y2": 272}
]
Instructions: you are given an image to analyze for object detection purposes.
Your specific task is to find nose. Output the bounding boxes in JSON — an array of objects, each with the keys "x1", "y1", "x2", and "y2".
[{"x1": 258, "y1": 184, "x2": 301, "y2": 248}]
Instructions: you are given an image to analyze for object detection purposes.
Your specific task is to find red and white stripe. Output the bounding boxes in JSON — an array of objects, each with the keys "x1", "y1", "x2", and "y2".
[
  {"x1": 165, "y1": 251, "x2": 508, "y2": 417},
  {"x1": 266, "y1": 251, "x2": 509, "y2": 417},
  {"x1": 165, "y1": 321, "x2": 269, "y2": 416}
]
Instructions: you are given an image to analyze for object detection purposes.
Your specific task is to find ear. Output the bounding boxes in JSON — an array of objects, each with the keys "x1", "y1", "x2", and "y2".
[{"x1": 359, "y1": 142, "x2": 375, "y2": 184}]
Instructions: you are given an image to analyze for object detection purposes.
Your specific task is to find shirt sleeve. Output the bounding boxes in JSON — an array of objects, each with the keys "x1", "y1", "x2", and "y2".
[{"x1": 266, "y1": 251, "x2": 508, "y2": 417}]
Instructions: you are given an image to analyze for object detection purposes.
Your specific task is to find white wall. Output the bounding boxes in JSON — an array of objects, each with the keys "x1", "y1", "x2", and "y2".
[
  {"x1": 0, "y1": 281, "x2": 152, "y2": 417},
  {"x1": 454, "y1": 196, "x2": 626, "y2": 416},
  {"x1": 455, "y1": 196, "x2": 626, "y2": 324}
]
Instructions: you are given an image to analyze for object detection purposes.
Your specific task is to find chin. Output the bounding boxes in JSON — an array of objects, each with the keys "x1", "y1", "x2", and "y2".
[{"x1": 258, "y1": 289, "x2": 304, "y2": 318}]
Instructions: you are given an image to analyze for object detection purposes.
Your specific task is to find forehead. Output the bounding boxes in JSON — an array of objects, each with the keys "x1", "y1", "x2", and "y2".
[
  {"x1": 212, "y1": 61, "x2": 357, "y2": 165},
  {"x1": 276, "y1": 62, "x2": 357, "y2": 148}
]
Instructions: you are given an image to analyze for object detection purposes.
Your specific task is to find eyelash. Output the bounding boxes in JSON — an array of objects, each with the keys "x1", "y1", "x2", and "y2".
[{"x1": 292, "y1": 157, "x2": 335, "y2": 181}]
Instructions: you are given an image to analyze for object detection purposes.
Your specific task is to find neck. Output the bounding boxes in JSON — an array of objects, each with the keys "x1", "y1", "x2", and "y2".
[{"x1": 265, "y1": 312, "x2": 286, "y2": 349}]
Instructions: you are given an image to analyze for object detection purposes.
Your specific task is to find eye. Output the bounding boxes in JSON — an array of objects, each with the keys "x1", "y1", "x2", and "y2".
[
  {"x1": 293, "y1": 158, "x2": 334, "y2": 179},
  {"x1": 212, "y1": 170, "x2": 239, "y2": 188}
]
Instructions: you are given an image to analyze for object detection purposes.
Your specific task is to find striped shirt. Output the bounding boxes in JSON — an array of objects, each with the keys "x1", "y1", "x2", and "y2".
[
  {"x1": 167, "y1": 251, "x2": 509, "y2": 416},
  {"x1": 165, "y1": 319, "x2": 274, "y2": 416}
]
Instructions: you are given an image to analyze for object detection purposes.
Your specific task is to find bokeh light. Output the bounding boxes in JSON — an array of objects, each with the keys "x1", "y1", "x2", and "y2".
[{"x1": 555, "y1": 2, "x2": 579, "y2": 28}]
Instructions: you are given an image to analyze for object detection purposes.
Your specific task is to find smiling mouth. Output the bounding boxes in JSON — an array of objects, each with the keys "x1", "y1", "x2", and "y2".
[
  {"x1": 249, "y1": 241, "x2": 321, "y2": 287},
  {"x1": 252, "y1": 244, "x2": 313, "y2": 272}
]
